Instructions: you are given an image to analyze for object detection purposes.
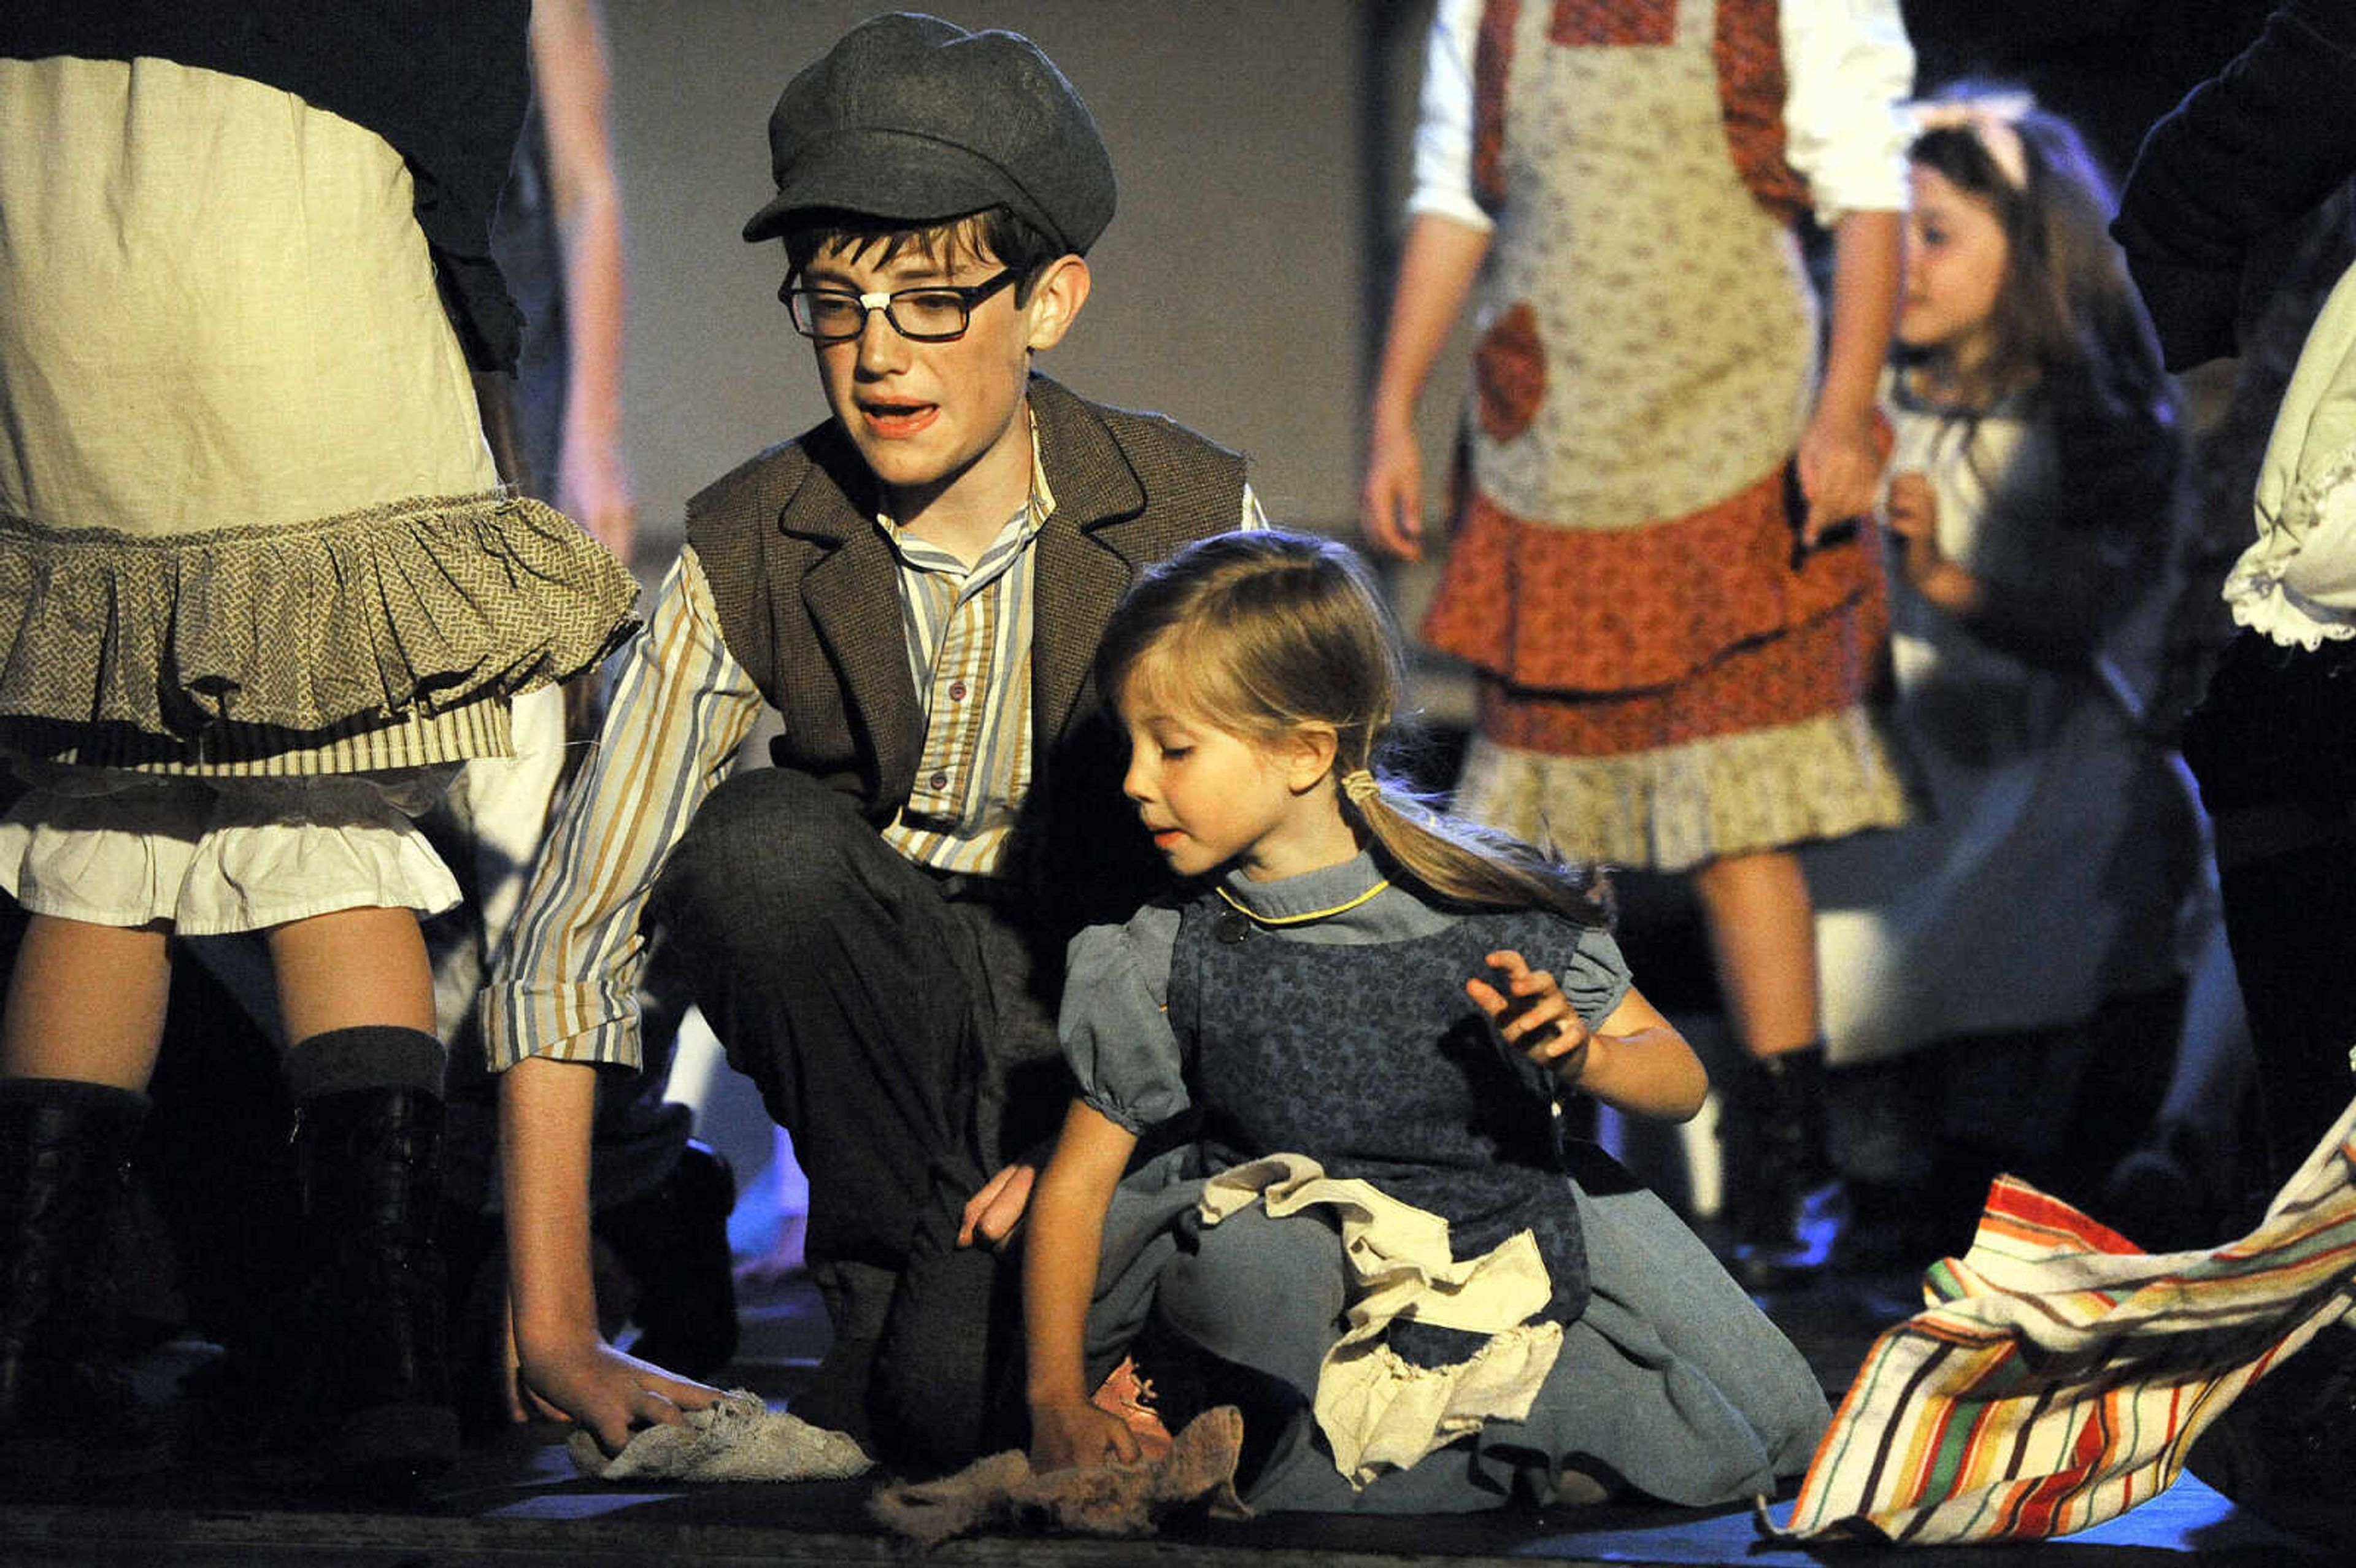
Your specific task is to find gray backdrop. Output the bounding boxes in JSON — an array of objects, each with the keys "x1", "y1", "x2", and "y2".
[{"x1": 602, "y1": 1, "x2": 1468, "y2": 558}]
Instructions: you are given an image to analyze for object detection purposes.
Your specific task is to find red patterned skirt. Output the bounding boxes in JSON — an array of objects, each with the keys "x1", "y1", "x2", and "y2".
[{"x1": 1426, "y1": 466, "x2": 1911, "y2": 870}]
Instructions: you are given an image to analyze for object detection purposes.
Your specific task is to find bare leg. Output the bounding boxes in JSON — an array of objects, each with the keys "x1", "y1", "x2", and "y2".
[
  {"x1": 1690, "y1": 849, "x2": 1839, "y2": 1283},
  {"x1": 266, "y1": 905, "x2": 435, "y2": 1043},
  {"x1": 1, "y1": 916, "x2": 172, "y2": 1089},
  {"x1": 1690, "y1": 848, "x2": 1818, "y2": 1059}
]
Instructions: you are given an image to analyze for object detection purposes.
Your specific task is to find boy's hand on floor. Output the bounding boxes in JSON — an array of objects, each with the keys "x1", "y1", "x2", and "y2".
[
  {"x1": 514, "y1": 1332, "x2": 724, "y2": 1456},
  {"x1": 1030, "y1": 1398, "x2": 1143, "y2": 1474}
]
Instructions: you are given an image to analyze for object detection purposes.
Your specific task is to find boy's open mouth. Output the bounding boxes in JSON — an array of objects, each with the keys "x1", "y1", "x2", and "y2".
[{"x1": 860, "y1": 398, "x2": 937, "y2": 436}]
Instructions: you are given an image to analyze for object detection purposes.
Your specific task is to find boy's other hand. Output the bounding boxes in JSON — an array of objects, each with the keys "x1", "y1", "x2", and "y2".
[{"x1": 958, "y1": 1161, "x2": 1035, "y2": 1249}]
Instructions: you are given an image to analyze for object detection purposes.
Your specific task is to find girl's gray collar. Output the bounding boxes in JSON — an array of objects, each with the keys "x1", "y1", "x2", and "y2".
[
  {"x1": 1218, "y1": 851, "x2": 1384, "y2": 921},
  {"x1": 1209, "y1": 853, "x2": 1455, "y2": 943}
]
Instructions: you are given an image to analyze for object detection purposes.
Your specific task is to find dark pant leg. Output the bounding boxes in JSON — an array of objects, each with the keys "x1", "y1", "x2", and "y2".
[
  {"x1": 651, "y1": 768, "x2": 982, "y2": 1284},
  {"x1": 868, "y1": 893, "x2": 1068, "y2": 1470},
  {"x1": 869, "y1": 1172, "x2": 1025, "y2": 1472},
  {"x1": 652, "y1": 768, "x2": 1064, "y2": 1462},
  {"x1": 2181, "y1": 632, "x2": 2356, "y2": 1194}
]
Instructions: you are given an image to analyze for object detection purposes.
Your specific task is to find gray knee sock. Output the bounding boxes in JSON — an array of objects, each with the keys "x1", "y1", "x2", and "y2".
[{"x1": 283, "y1": 1025, "x2": 444, "y2": 1102}]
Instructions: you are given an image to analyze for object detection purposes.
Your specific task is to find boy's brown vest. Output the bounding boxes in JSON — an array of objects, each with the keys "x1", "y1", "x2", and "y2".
[{"x1": 685, "y1": 372, "x2": 1245, "y2": 920}]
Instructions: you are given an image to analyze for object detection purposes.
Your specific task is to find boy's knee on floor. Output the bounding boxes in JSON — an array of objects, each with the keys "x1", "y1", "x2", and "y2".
[{"x1": 869, "y1": 1239, "x2": 1020, "y2": 1470}]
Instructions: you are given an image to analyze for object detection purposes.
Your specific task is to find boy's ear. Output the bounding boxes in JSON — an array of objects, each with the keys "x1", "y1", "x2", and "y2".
[
  {"x1": 1022, "y1": 254, "x2": 1091, "y2": 352},
  {"x1": 1285, "y1": 724, "x2": 1340, "y2": 795}
]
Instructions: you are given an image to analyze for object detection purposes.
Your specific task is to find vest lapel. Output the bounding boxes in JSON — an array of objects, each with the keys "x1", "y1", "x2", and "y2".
[
  {"x1": 777, "y1": 430, "x2": 923, "y2": 802},
  {"x1": 1029, "y1": 375, "x2": 1163, "y2": 746}
]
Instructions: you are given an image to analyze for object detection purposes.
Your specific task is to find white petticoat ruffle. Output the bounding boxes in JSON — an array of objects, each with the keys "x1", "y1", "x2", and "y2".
[
  {"x1": 0, "y1": 765, "x2": 460, "y2": 934},
  {"x1": 1198, "y1": 1152, "x2": 1564, "y2": 1488}
]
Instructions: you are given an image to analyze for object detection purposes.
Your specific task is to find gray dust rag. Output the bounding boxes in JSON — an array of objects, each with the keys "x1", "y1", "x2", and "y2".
[{"x1": 566, "y1": 1390, "x2": 874, "y2": 1482}]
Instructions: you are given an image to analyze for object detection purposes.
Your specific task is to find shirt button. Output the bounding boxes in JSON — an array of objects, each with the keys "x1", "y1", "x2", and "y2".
[
  {"x1": 947, "y1": 680, "x2": 968, "y2": 701},
  {"x1": 930, "y1": 771, "x2": 949, "y2": 791}
]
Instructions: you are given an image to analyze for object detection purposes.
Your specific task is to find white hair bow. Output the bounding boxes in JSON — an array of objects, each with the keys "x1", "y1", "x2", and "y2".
[{"x1": 1907, "y1": 93, "x2": 2035, "y2": 190}]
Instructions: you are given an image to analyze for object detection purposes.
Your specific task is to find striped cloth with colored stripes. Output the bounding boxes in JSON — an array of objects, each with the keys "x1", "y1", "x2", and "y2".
[{"x1": 1758, "y1": 1094, "x2": 2356, "y2": 1546}]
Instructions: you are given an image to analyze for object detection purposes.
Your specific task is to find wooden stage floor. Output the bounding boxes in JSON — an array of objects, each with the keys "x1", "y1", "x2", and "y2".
[{"x1": 0, "y1": 1261, "x2": 2330, "y2": 1568}]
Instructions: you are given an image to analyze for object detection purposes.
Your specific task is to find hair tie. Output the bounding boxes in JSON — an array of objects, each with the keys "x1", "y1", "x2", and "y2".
[
  {"x1": 1341, "y1": 769, "x2": 1382, "y2": 807},
  {"x1": 1907, "y1": 92, "x2": 2035, "y2": 190}
]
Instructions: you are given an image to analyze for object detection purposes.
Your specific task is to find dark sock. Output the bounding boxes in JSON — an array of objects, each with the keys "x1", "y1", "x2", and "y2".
[
  {"x1": 0, "y1": 1077, "x2": 149, "y2": 1117},
  {"x1": 283, "y1": 1025, "x2": 444, "y2": 1101}
]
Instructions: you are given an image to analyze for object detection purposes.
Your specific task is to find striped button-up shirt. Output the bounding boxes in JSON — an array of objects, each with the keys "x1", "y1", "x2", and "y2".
[
  {"x1": 876, "y1": 463, "x2": 1053, "y2": 875},
  {"x1": 484, "y1": 437, "x2": 1261, "y2": 1072}
]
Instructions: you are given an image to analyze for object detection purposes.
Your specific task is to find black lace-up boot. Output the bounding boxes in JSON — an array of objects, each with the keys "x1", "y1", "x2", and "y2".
[
  {"x1": 0, "y1": 1078, "x2": 167, "y2": 1488},
  {"x1": 283, "y1": 1081, "x2": 458, "y2": 1492},
  {"x1": 1720, "y1": 1045, "x2": 1847, "y2": 1289}
]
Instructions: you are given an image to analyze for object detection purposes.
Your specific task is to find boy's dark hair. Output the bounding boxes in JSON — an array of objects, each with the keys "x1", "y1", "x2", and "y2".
[{"x1": 781, "y1": 204, "x2": 1068, "y2": 307}]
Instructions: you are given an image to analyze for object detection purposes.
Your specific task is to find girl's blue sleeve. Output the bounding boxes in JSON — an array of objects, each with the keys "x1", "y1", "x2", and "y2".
[
  {"x1": 1552, "y1": 917, "x2": 1635, "y2": 1027},
  {"x1": 1058, "y1": 904, "x2": 1192, "y2": 1135}
]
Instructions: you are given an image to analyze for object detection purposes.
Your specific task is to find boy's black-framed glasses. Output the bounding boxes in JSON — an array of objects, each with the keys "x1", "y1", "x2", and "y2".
[{"x1": 780, "y1": 269, "x2": 1019, "y2": 344}]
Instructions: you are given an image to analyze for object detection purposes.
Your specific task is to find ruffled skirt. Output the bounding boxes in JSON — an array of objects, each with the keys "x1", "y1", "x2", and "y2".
[
  {"x1": 0, "y1": 55, "x2": 636, "y2": 775},
  {"x1": 1428, "y1": 467, "x2": 1911, "y2": 870}
]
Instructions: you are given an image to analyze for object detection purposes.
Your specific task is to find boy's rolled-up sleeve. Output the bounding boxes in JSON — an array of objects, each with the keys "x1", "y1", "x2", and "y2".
[{"x1": 483, "y1": 546, "x2": 764, "y2": 1072}]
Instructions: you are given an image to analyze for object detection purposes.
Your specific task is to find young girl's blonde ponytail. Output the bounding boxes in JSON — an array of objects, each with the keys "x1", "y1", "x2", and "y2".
[
  {"x1": 1100, "y1": 529, "x2": 1606, "y2": 924},
  {"x1": 1340, "y1": 771, "x2": 1604, "y2": 927}
]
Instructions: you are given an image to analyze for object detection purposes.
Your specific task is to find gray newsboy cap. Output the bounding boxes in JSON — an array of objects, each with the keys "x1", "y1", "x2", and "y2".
[{"x1": 742, "y1": 12, "x2": 1116, "y2": 254}]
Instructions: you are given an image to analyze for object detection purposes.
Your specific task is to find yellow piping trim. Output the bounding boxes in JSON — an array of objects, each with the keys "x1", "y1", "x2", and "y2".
[{"x1": 1214, "y1": 879, "x2": 1390, "y2": 928}]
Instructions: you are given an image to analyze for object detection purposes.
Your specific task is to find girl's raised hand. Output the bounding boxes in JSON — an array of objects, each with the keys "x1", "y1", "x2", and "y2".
[
  {"x1": 1468, "y1": 950, "x2": 1590, "y2": 1083},
  {"x1": 1030, "y1": 1397, "x2": 1144, "y2": 1474}
]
